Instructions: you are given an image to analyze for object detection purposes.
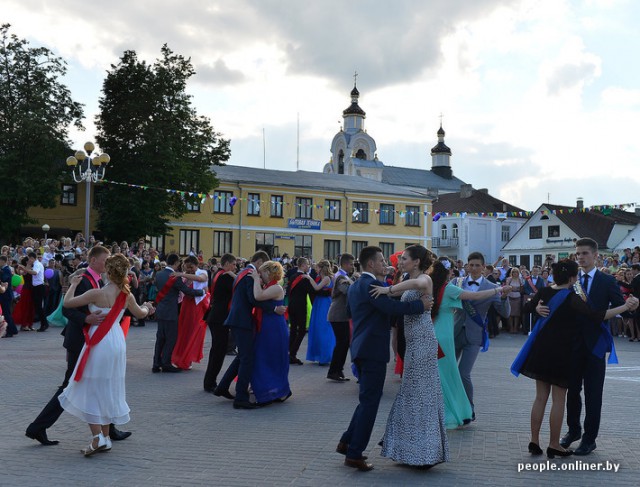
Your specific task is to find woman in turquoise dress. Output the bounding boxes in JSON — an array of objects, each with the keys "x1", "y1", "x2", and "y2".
[
  {"x1": 304, "y1": 260, "x2": 335, "y2": 365},
  {"x1": 373, "y1": 258, "x2": 509, "y2": 429},
  {"x1": 250, "y1": 261, "x2": 292, "y2": 405}
]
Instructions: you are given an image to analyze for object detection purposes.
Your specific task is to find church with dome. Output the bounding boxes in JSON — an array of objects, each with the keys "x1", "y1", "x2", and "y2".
[{"x1": 323, "y1": 83, "x2": 466, "y2": 195}]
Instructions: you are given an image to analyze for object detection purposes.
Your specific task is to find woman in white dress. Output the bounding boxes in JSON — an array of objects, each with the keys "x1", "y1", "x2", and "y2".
[{"x1": 60, "y1": 254, "x2": 155, "y2": 456}]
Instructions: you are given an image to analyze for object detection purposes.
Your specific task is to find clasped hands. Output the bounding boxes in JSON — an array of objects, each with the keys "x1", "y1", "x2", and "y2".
[
  {"x1": 536, "y1": 295, "x2": 640, "y2": 317},
  {"x1": 369, "y1": 284, "x2": 433, "y2": 311}
]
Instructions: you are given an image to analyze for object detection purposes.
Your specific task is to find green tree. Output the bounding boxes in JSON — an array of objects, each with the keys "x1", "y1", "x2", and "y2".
[
  {"x1": 0, "y1": 24, "x2": 84, "y2": 241},
  {"x1": 95, "y1": 45, "x2": 230, "y2": 241}
]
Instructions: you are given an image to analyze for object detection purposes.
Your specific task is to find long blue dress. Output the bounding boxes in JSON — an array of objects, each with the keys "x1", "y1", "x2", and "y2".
[
  {"x1": 433, "y1": 283, "x2": 473, "y2": 428},
  {"x1": 252, "y1": 299, "x2": 291, "y2": 404},
  {"x1": 305, "y1": 282, "x2": 335, "y2": 364}
]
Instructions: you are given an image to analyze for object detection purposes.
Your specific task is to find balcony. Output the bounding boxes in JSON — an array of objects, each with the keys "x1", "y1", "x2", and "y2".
[{"x1": 431, "y1": 237, "x2": 459, "y2": 248}]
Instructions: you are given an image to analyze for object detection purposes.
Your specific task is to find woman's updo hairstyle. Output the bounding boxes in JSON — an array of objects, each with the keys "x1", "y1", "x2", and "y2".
[
  {"x1": 259, "y1": 260, "x2": 284, "y2": 283},
  {"x1": 105, "y1": 253, "x2": 131, "y2": 294},
  {"x1": 404, "y1": 245, "x2": 434, "y2": 272},
  {"x1": 551, "y1": 259, "x2": 579, "y2": 285},
  {"x1": 316, "y1": 259, "x2": 334, "y2": 278}
]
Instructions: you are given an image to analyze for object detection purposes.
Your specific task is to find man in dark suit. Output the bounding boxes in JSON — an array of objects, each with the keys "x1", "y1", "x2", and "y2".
[
  {"x1": 337, "y1": 246, "x2": 431, "y2": 471},
  {"x1": 452, "y1": 251, "x2": 510, "y2": 421},
  {"x1": 25, "y1": 246, "x2": 131, "y2": 444},
  {"x1": 287, "y1": 257, "x2": 314, "y2": 365},
  {"x1": 0, "y1": 256, "x2": 17, "y2": 337},
  {"x1": 153, "y1": 253, "x2": 205, "y2": 373},
  {"x1": 540, "y1": 238, "x2": 635, "y2": 455},
  {"x1": 214, "y1": 251, "x2": 286, "y2": 409}
]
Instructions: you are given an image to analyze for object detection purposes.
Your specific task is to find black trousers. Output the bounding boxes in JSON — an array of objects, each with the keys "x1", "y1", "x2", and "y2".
[
  {"x1": 288, "y1": 306, "x2": 306, "y2": 358},
  {"x1": 203, "y1": 320, "x2": 229, "y2": 391},
  {"x1": 328, "y1": 321, "x2": 350, "y2": 376},
  {"x1": 154, "y1": 319, "x2": 178, "y2": 368},
  {"x1": 28, "y1": 349, "x2": 81, "y2": 433},
  {"x1": 32, "y1": 284, "x2": 48, "y2": 329},
  {"x1": 566, "y1": 347, "x2": 606, "y2": 444}
]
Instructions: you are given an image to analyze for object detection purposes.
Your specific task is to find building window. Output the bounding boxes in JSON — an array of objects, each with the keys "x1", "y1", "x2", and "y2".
[
  {"x1": 529, "y1": 226, "x2": 542, "y2": 239},
  {"x1": 186, "y1": 200, "x2": 200, "y2": 212},
  {"x1": 270, "y1": 195, "x2": 283, "y2": 218},
  {"x1": 296, "y1": 197, "x2": 313, "y2": 219},
  {"x1": 247, "y1": 193, "x2": 261, "y2": 216},
  {"x1": 179, "y1": 229, "x2": 199, "y2": 256},
  {"x1": 324, "y1": 240, "x2": 341, "y2": 261},
  {"x1": 405, "y1": 206, "x2": 420, "y2": 227},
  {"x1": 295, "y1": 235, "x2": 312, "y2": 257},
  {"x1": 379, "y1": 204, "x2": 395, "y2": 225},
  {"x1": 452, "y1": 223, "x2": 459, "y2": 238},
  {"x1": 501, "y1": 225, "x2": 510, "y2": 242},
  {"x1": 324, "y1": 199, "x2": 341, "y2": 221},
  {"x1": 509, "y1": 255, "x2": 517, "y2": 267},
  {"x1": 214, "y1": 231, "x2": 232, "y2": 256},
  {"x1": 534, "y1": 254, "x2": 542, "y2": 267},
  {"x1": 352, "y1": 202, "x2": 369, "y2": 223},
  {"x1": 548, "y1": 225, "x2": 560, "y2": 238},
  {"x1": 441, "y1": 224, "x2": 448, "y2": 239},
  {"x1": 256, "y1": 232, "x2": 274, "y2": 251},
  {"x1": 61, "y1": 184, "x2": 77, "y2": 206},
  {"x1": 352, "y1": 240, "x2": 367, "y2": 258},
  {"x1": 214, "y1": 191, "x2": 233, "y2": 214},
  {"x1": 149, "y1": 236, "x2": 164, "y2": 253},
  {"x1": 380, "y1": 242, "x2": 395, "y2": 258}
]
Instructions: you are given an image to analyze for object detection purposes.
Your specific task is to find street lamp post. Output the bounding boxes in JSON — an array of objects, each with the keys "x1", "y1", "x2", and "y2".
[
  {"x1": 66, "y1": 141, "x2": 110, "y2": 240},
  {"x1": 41, "y1": 224, "x2": 50, "y2": 241}
]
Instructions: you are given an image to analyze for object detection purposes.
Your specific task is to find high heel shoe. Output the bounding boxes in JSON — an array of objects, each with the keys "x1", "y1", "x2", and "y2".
[
  {"x1": 528, "y1": 442, "x2": 543, "y2": 455},
  {"x1": 81, "y1": 432, "x2": 107, "y2": 456},
  {"x1": 547, "y1": 447, "x2": 573, "y2": 459}
]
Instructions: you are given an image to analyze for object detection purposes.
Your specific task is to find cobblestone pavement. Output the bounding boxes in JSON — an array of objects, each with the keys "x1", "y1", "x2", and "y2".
[{"x1": 2, "y1": 324, "x2": 639, "y2": 487}]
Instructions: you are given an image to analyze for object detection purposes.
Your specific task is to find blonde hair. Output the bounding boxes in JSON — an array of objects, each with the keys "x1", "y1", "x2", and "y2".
[
  {"x1": 317, "y1": 259, "x2": 334, "y2": 278},
  {"x1": 259, "y1": 261, "x2": 283, "y2": 283},
  {"x1": 105, "y1": 254, "x2": 131, "y2": 294}
]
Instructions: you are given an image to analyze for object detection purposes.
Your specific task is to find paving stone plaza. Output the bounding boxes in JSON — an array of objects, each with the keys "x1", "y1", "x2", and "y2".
[{"x1": 2, "y1": 324, "x2": 639, "y2": 486}]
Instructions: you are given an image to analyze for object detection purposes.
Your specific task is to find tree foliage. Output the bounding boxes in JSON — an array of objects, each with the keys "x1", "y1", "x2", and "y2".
[
  {"x1": 0, "y1": 24, "x2": 84, "y2": 241},
  {"x1": 95, "y1": 45, "x2": 230, "y2": 241}
]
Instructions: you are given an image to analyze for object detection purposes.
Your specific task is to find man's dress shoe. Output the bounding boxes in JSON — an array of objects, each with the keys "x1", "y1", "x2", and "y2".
[
  {"x1": 559, "y1": 431, "x2": 581, "y2": 448},
  {"x1": 25, "y1": 429, "x2": 59, "y2": 446},
  {"x1": 152, "y1": 366, "x2": 161, "y2": 373},
  {"x1": 344, "y1": 457, "x2": 374, "y2": 471},
  {"x1": 327, "y1": 373, "x2": 350, "y2": 382},
  {"x1": 233, "y1": 400, "x2": 259, "y2": 409},
  {"x1": 161, "y1": 365, "x2": 182, "y2": 373},
  {"x1": 574, "y1": 441, "x2": 596, "y2": 456},
  {"x1": 109, "y1": 425, "x2": 132, "y2": 441},
  {"x1": 213, "y1": 388, "x2": 235, "y2": 400}
]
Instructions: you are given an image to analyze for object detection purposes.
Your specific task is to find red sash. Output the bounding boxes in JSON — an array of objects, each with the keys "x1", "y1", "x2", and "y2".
[
  {"x1": 232, "y1": 268, "x2": 252, "y2": 293},
  {"x1": 210, "y1": 269, "x2": 224, "y2": 295},
  {"x1": 74, "y1": 292, "x2": 127, "y2": 382},
  {"x1": 155, "y1": 275, "x2": 177, "y2": 305},
  {"x1": 83, "y1": 271, "x2": 100, "y2": 290},
  {"x1": 289, "y1": 274, "x2": 305, "y2": 292},
  {"x1": 252, "y1": 280, "x2": 279, "y2": 332},
  {"x1": 526, "y1": 277, "x2": 538, "y2": 294}
]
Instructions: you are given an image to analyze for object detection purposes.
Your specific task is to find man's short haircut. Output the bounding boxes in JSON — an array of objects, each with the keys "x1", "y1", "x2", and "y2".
[
  {"x1": 88, "y1": 245, "x2": 110, "y2": 260},
  {"x1": 251, "y1": 250, "x2": 270, "y2": 263},
  {"x1": 0, "y1": 255, "x2": 7, "y2": 264},
  {"x1": 220, "y1": 253, "x2": 236, "y2": 266},
  {"x1": 183, "y1": 255, "x2": 198, "y2": 266},
  {"x1": 576, "y1": 237, "x2": 598, "y2": 252},
  {"x1": 339, "y1": 253, "x2": 355, "y2": 267},
  {"x1": 27, "y1": 251, "x2": 37, "y2": 259},
  {"x1": 359, "y1": 246, "x2": 383, "y2": 270},
  {"x1": 166, "y1": 253, "x2": 181, "y2": 266},
  {"x1": 296, "y1": 257, "x2": 309, "y2": 267},
  {"x1": 467, "y1": 251, "x2": 485, "y2": 264}
]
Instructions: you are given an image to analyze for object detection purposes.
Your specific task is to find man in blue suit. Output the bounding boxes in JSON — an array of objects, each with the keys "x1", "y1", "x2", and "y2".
[
  {"x1": 337, "y1": 246, "x2": 431, "y2": 471},
  {"x1": 214, "y1": 251, "x2": 286, "y2": 409},
  {"x1": 539, "y1": 238, "x2": 637, "y2": 455}
]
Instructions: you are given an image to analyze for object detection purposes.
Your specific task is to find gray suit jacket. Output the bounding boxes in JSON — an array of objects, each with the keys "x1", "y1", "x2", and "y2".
[
  {"x1": 452, "y1": 276, "x2": 510, "y2": 347},
  {"x1": 154, "y1": 268, "x2": 204, "y2": 321}
]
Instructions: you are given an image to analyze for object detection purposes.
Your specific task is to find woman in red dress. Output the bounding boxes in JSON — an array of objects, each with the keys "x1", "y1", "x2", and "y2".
[{"x1": 13, "y1": 258, "x2": 34, "y2": 331}]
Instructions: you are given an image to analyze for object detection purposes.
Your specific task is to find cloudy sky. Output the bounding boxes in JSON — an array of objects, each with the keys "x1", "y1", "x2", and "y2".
[{"x1": 5, "y1": 0, "x2": 639, "y2": 211}]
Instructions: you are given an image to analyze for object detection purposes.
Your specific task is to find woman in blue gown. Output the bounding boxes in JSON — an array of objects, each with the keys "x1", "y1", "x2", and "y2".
[
  {"x1": 251, "y1": 261, "x2": 291, "y2": 405},
  {"x1": 305, "y1": 260, "x2": 335, "y2": 365}
]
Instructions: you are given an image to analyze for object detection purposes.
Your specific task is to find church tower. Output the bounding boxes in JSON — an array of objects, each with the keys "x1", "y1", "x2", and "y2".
[
  {"x1": 430, "y1": 124, "x2": 453, "y2": 179},
  {"x1": 324, "y1": 77, "x2": 381, "y2": 180}
]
